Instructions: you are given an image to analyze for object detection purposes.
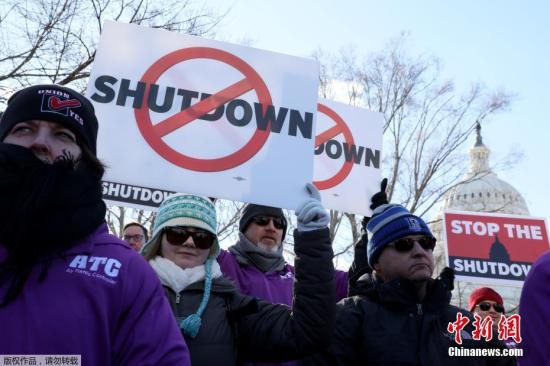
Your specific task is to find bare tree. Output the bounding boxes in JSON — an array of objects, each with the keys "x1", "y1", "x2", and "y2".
[
  {"x1": 0, "y1": 0, "x2": 228, "y2": 237},
  {"x1": 314, "y1": 34, "x2": 513, "y2": 261},
  {"x1": 0, "y1": 0, "x2": 223, "y2": 95}
]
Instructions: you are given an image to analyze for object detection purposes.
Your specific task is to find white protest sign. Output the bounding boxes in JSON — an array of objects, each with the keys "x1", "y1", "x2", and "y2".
[
  {"x1": 87, "y1": 21, "x2": 319, "y2": 210},
  {"x1": 313, "y1": 99, "x2": 383, "y2": 215}
]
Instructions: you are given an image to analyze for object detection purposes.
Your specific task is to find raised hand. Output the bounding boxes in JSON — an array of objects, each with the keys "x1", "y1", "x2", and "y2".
[{"x1": 296, "y1": 183, "x2": 329, "y2": 232}]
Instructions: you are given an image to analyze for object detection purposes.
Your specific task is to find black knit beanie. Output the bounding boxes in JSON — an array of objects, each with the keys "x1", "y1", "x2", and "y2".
[
  {"x1": 0, "y1": 85, "x2": 99, "y2": 155},
  {"x1": 239, "y1": 204, "x2": 287, "y2": 241}
]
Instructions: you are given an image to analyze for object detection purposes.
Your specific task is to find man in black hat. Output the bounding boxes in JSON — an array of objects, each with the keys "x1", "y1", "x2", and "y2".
[{"x1": 0, "y1": 84, "x2": 190, "y2": 365}]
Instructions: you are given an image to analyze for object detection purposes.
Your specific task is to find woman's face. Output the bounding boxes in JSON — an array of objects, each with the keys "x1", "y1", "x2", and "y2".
[
  {"x1": 473, "y1": 300, "x2": 504, "y2": 325},
  {"x1": 3, "y1": 120, "x2": 81, "y2": 163},
  {"x1": 160, "y1": 226, "x2": 212, "y2": 269}
]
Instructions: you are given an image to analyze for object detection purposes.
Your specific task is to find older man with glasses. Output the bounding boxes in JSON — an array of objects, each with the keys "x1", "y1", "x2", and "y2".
[{"x1": 306, "y1": 203, "x2": 515, "y2": 366}]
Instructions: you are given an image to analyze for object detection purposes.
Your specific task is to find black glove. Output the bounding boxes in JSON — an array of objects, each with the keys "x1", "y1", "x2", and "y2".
[
  {"x1": 348, "y1": 178, "x2": 389, "y2": 296},
  {"x1": 361, "y1": 178, "x2": 389, "y2": 230},
  {"x1": 369, "y1": 178, "x2": 389, "y2": 211}
]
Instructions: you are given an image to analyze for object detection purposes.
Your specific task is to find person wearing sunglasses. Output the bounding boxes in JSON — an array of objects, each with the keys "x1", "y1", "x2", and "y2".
[
  {"x1": 142, "y1": 188, "x2": 335, "y2": 366},
  {"x1": 469, "y1": 287, "x2": 506, "y2": 325},
  {"x1": 122, "y1": 221, "x2": 149, "y2": 251},
  {"x1": 469, "y1": 287, "x2": 519, "y2": 351},
  {"x1": 307, "y1": 203, "x2": 515, "y2": 366},
  {"x1": 0, "y1": 85, "x2": 190, "y2": 365},
  {"x1": 216, "y1": 189, "x2": 349, "y2": 366}
]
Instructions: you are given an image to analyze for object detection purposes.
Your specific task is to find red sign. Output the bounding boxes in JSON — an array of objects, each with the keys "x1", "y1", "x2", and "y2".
[
  {"x1": 444, "y1": 211, "x2": 550, "y2": 284},
  {"x1": 313, "y1": 103, "x2": 355, "y2": 190},
  {"x1": 135, "y1": 47, "x2": 273, "y2": 172}
]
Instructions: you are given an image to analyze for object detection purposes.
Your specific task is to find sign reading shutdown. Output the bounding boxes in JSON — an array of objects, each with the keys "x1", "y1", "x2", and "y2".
[
  {"x1": 87, "y1": 21, "x2": 319, "y2": 210},
  {"x1": 444, "y1": 210, "x2": 550, "y2": 286}
]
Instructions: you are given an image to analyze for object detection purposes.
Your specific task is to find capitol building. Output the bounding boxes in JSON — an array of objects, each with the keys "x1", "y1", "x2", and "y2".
[{"x1": 431, "y1": 123, "x2": 528, "y2": 312}]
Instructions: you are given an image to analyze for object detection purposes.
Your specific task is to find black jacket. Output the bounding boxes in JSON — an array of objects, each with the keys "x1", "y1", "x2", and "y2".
[
  {"x1": 307, "y1": 271, "x2": 515, "y2": 366},
  {"x1": 164, "y1": 228, "x2": 336, "y2": 366}
]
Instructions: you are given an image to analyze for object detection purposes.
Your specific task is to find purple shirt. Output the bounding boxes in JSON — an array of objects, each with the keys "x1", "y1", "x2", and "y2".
[
  {"x1": 218, "y1": 249, "x2": 348, "y2": 366},
  {"x1": 0, "y1": 223, "x2": 190, "y2": 366},
  {"x1": 519, "y1": 250, "x2": 550, "y2": 366}
]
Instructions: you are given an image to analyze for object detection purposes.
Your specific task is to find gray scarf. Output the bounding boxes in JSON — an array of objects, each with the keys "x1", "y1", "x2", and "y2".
[{"x1": 228, "y1": 233, "x2": 286, "y2": 273}]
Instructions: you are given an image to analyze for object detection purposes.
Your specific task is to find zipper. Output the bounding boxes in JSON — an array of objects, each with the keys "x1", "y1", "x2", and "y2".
[
  {"x1": 417, "y1": 303, "x2": 423, "y2": 316},
  {"x1": 175, "y1": 292, "x2": 181, "y2": 304}
]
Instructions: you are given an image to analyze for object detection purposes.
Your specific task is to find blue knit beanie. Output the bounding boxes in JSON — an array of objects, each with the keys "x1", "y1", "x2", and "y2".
[{"x1": 367, "y1": 204, "x2": 434, "y2": 267}]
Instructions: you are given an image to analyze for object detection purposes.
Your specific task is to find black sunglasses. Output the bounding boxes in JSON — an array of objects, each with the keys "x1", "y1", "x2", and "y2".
[
  {"x1": 388, "y1": 236, "x2": 436, "y2": 252},
  {"x1": 477, "y1": 302, "x2": 505, "y2": 313},
  {"x1": 164, "y1": 227, "x2": 215, "y2": 250},
  {"x1": 252, "y1": 215, "x2": 286, "y2": 230}
]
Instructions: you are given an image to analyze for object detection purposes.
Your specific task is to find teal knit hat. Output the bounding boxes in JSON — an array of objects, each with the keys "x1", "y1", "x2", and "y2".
[
  {"x1": 141, "y1": 193, "x2": 219, "y2": 339},
  {"x1": 142, "y1": 193, "x2": 220, "y2": 259}
]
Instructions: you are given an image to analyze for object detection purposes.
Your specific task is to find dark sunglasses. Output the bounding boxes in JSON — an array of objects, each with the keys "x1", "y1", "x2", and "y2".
[
  {"x1": 252, "y1": 215, "x2": 286, "y2": 230},
  {"x1": 388, "y1": 236, "x2": 436, "y2": 252},
  {"x1": 164, "y1": 227, "x2": 215, "y2": 250},
  {"x1": 477, "y1": 302, "x2": 505, "y2": 313}
]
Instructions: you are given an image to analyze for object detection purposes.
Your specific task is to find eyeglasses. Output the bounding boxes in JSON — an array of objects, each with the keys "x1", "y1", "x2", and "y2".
[
  {"x1": 388, "y1": 236, "x2": 436, "y2": 252},
  {"x1": 164, "y1": 227, "x2": 215, "y2": 250},
  {"x1": 252, "y1": 215, "x2": 286, "y2": 230},
  {"x1": 477, "y1": 302, "x2": 505, "y2": 313},
  {"x1": 123, "y1": 234, "x2": 145, "y2": 242}
]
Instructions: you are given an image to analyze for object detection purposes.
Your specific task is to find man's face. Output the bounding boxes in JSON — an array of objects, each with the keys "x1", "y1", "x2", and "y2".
[
  {"x1": 374, "y1": 235, "x2": 435, "y2": 283},
  {"x1": 244, "y1": 215, "x2": 284, "y2": 252},
  {"x1": 3, "y1": 120, "x2": 81, "y2": 163},
  {"x1": 123, "y1": 225, "x2": 146, "y2": 251}
]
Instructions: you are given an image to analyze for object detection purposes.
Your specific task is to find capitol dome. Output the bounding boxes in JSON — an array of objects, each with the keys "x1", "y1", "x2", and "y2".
[
  {"x1": 431, "y1": 123, "x2": 529, "y2": 311},
  {"x1": 439, "y1": 123, "x2": 529, "y2": 215}
]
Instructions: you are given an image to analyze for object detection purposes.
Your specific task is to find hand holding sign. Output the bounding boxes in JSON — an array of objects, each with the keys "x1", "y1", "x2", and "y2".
[{"x1": 296, "y1": 183, "x2": 329, "y2": 232}]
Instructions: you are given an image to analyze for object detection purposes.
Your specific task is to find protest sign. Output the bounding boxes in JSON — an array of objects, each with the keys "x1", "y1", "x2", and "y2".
[{"x1": 88, "y1": 21, "x2": 319, "y2": 209}]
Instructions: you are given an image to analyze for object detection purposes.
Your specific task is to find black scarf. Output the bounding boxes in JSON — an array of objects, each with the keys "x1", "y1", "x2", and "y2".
[{"x1": 0, "y1": 143, "x2": 106, "y2": 306}]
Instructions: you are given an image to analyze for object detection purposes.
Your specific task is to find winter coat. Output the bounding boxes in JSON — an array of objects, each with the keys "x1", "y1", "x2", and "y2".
[
  {"x1": 306, "y1": 273, "x2": 516, "y2": 366},
  {"x1": 519, "y1": 250, "x2": 550, "y2": 366},
  {"x1": 218, "y1": 234, "x2": 348, "y2": 304},
  {"x1": 0, "y1": 223, "x2": 190, "y2": 365},
  {"x1": 168, "y1": 228, "x2": 336, "y2": 366},
  {"x1": 217, "y1": 229, "x2": 347, "y2": 366}
]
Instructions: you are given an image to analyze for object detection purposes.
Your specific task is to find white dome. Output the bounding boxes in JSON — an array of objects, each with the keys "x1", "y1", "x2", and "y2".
[
  {"x1": 441, "y1": 172, "x2": 529, "y2": 215},
  {"x1": 439, "y1": 125, "x2": 529, "y2": 216}
]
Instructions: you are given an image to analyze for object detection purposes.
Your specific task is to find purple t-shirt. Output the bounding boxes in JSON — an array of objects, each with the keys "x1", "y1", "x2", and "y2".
[
  {"x1": 0, "y1": 223, "x2": 190, "y2": 366},
  {"x1": 218, "y1": 249, "x2": 348, "y2": 366},
  {"x1": 519, "y1": 250, "x2": 550, "y2": 366}
]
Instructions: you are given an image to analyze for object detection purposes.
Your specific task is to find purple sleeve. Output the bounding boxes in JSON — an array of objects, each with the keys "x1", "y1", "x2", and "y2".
[
  {"x1": 519, "y1": 251, "x2": 550, "y2": 366},
  {"x1": 113, "y1": 254, "x2": 191, "y2": 366},
  {"x1": 334, "y1": 269, "x2": 349, "y2": 302}
]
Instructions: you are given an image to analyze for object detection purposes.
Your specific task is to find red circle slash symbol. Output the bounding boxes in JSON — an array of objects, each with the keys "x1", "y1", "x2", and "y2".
[
  {"x1": 313, "y1": 103, "x2": 355, "y2": 190},
  {"x1": 135, "y1": 47, "x2": 273, "y2": 172}
]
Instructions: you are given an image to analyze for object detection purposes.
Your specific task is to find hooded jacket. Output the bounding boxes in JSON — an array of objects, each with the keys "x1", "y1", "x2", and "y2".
[
  {"x1": 306, "y1": 270, "x2": 515, "y2": 366},
  {"x1": 164, "y1": 228, "x2": 336, "y2": 366},
  {"x1": 0, "y1": 223, "x2": 190, "y2": 365}
]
